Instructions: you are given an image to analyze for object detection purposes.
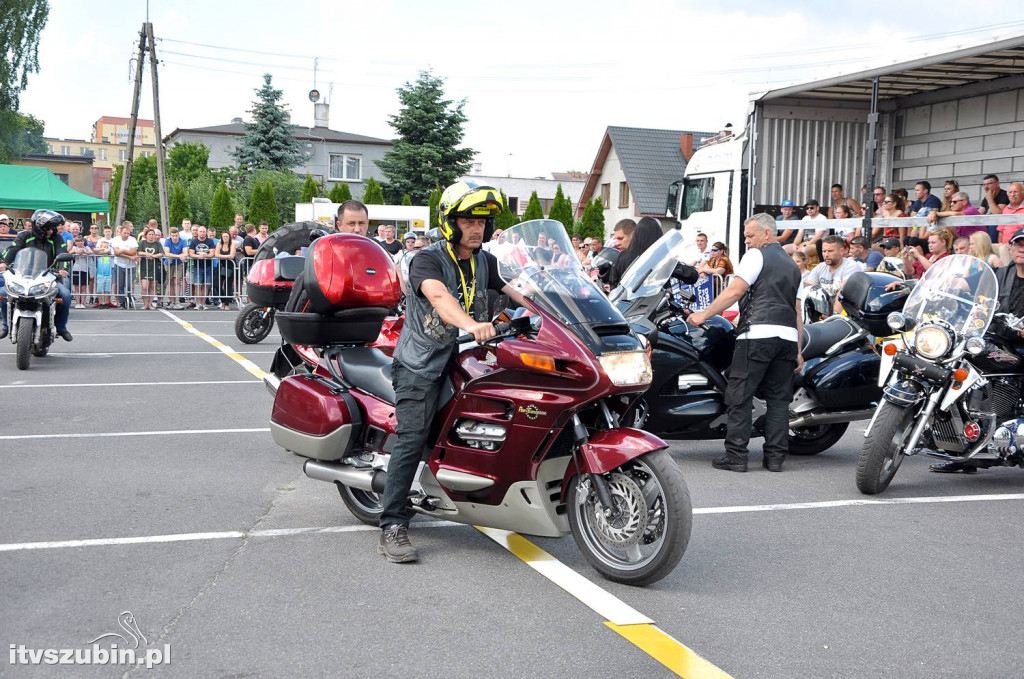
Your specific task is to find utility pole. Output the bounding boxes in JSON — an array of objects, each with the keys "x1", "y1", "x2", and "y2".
[
  {"x1": 146, "y1": 22, "x2": 169, "y2": 233},
  {"x1": 115, "y1": 24, "x2": 147, "y2": 227}
]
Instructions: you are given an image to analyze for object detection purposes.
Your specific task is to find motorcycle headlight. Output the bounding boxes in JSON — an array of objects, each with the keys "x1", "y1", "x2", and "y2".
[
  {"x1": 598, "y1": 351, "x2": 652, "y2": 387},
  {"x1": 27, "y1": 282, "x2": 51, "y2": 296},
  {"x1": 914, "y1": 325, "x2": 951, "y2": 360},
  {"x1": 6, "y1": 280, "x2": 26, "y2": 295}
]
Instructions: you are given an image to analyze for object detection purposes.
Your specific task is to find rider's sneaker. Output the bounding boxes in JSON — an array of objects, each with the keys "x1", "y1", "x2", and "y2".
[
  {"x1": 0, "y1": 327, "x2": 7, "y2": 340},
  {"x1": 57, "y1": 329, "x2": 73, "y2": 342},
  {"x1": 377, "y1": 524, "x2": 419, "y2": 563},
  {"x1": 929, "y1": 461, "x2": 977, "y2": 474}
]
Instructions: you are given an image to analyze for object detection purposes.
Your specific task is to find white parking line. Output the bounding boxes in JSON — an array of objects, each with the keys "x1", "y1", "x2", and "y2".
[
  {"x1": 692, "y1": 493, "x2": 1024, "y2": 514},
  {"x1": 70, "y1": 333, "x2": 279, "y2": 337},
  {"x1": 0, "y1": 380, "x2": 259, "y2": 389},
  {"x1": 0, "y1": 428, "x2": 270, "y2": 441},
  {"x1": 0, "y1": 351, "x2": 278, "y2": 357}
]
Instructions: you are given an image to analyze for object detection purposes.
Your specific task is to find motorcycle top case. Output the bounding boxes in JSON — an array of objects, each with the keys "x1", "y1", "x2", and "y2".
[
  {"x1": 839, "y1": 271, "x2": 909, "y2": 337},
  {"x1": 245, "y1": 256, "x2": 303, "y2": 307},
  {"x1": 270, "y1": 374, "x2": 363, "y2": 460},
  {"x1": 303, "y1": 234, "x2": 401, "y2": 314}
]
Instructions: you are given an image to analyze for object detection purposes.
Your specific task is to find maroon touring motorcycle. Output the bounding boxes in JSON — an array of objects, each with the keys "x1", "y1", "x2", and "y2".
[{"x1": 265, "y1": 221, "x2": 692, "y2": 585}]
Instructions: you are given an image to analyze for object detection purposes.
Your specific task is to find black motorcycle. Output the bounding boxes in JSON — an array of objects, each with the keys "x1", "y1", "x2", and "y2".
[
  {"x1": 857, "y1": 255, "x2": 1024, "y2": 494},
  {"x1": 611, "y1": 231, "x2": 908, "y2": 456}
]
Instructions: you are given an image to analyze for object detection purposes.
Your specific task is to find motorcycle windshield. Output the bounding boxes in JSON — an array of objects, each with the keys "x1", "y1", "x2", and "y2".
[
  {"x1": 11, "y1": 248, "x2": 49, "y2": 278},
  {"x1": 608, "y1": 230, "x2": 686, "y2": 302},
  {"x1": 495, "y1": 220, "x2": 625, "y2": 343},
  {"x1": 902, "y1": 254, "x2": 998, "y2": 339}
]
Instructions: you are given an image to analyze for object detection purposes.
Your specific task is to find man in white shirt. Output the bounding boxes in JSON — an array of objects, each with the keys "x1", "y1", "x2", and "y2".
[
  {"x1": 805, "y1": 235, "x2": 862, "y2": 309},
  {"x1": 689, "y1": 213, "x2": 803, "y2": 472},
  {"x1": 110, "y1": 222, "x2": 139, "y2": 309},
  {"x1": 792, "y1": 199, "x2": 830, "y2": 258}
]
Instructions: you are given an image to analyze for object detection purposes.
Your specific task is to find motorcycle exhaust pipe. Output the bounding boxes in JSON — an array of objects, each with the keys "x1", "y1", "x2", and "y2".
[
  {"x1": 789, "y1": 408, "x2": 877, "y2": 429},
  {"x1": 303, "y1": 459, "x2": 386, "y2": 493}
]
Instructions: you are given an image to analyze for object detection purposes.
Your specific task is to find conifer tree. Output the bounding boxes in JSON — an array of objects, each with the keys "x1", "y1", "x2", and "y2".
[
  {"x1": 232, "y1": 74, "x2": 304, "y2": 170},
  {"x1": 521, "y1": 191, "x2": 544, "y2": 221},
  {"x1": 210, "y1": 183, "x2": 235, "y2": 229}
]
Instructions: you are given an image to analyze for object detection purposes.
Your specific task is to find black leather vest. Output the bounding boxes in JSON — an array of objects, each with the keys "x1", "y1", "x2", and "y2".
[{"x1": 735, "y1": 242, "x2": 800, "y2": 336}]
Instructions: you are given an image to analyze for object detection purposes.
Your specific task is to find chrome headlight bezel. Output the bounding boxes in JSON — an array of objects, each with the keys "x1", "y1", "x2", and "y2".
[
  {"x1": 598, "y1": 350, "x2": 653, "y2": 387},
  {"x1": 965, "y1": 337, "x2": 985, "y2": 355},
  {"x1": 914, "y1": 325, "x2": 952, "y2": 360}
]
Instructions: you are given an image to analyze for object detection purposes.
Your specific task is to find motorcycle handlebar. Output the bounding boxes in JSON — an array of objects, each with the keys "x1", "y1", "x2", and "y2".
[{"x1": 457, "y1": 321, "x2": 512, "y2": 345}]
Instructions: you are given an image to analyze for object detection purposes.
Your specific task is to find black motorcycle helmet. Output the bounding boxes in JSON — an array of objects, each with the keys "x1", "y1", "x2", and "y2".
[{"x1": 30, "y1": 209, "x2": 65, "y2": 239}]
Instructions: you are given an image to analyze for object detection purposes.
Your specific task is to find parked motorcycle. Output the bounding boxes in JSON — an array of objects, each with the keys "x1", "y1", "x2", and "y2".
[
  {"x1": 856, "y1": 254, "x2": 1015, "y2": 494},
  {"x1": 2, "y1": 249, "x2": 73, "y2": 370},
  {"x1": 266, "y1": 222, "x2": 692, "y2": 586},
  {"x1": 610, "y1": 230, "x2": 909, "y2": 456}
]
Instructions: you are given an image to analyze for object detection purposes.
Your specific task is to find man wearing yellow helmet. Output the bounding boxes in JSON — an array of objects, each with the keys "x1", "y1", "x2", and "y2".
[{"x1": 378, "y1": 180, "x2": 527, "y2": 563}]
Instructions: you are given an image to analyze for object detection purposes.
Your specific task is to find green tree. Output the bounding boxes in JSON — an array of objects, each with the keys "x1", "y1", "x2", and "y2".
[
  {"x1": 427, "y1": 186, "x2": 442, "y2": 227},
  {"x1": 375, "y1": 70, "x2": 474, "y2": 204},
  {"x1": 362, "y1": 177, "x2": 384, "y2": 205},
  {"x1": 300, "y1": 173, "x2": 319, "y2": 203},
  {"x1": 247, "y1": 180, "x2": 279, "y2": 228},
  {"x1": 578, "y1": 198, "x2": 605, "y2": 240},
  {"x1": 548, "y1": 184, "x2": 574, "y2": 234},
  {"x1": 210, "y1": 183, "x2": 235, "y2": 230},
  {"x1": 0, "y1": 0, "x2": 49, "y2": 163},
  {"x1": 401, "y1": 193, "x2": 413, "y2": 206},
  {"x1": 521, "y1": 191, "x2": 544, "y2": 221},
  {"x1": 232, "y1": 73, "x2": 304, "y2": 171},
  {"x1": 494, "y1": 190, "x2": 519, "y2": 230},
  {"x1": 109, "y1": 165, "x2": 125, "y2": 220},
  {"x1": 169, "y1": 181, "x2": 190, "y2": 227},
  {"x1": 329, "y1": 182, "x2": 352, "y2": 203},
  {"x1": 166, "y1": 141, "x2": 211, "y2": 184}
]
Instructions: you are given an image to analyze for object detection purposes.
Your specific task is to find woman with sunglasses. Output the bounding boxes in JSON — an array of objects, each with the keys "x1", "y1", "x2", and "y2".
[
  {"x1": 697, "y1": 242, "x2": 733, "y2": 277},
  {"x1": 878, "y1": 194, "x2": 908, "y2": 246}
]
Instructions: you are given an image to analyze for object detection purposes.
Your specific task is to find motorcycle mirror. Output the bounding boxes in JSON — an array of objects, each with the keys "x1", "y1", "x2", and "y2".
[
  {"x1": 54, "y1": 252, "x2": 73, "y2": 264},
  {"x1": 509, "y1": 315, "x2": 532, "y2": 335},
  {"x1": 672, "y1": 263, "x2": 699, "y2": 285},
  {"x1": 426, "y1": 227, "x2": 445, "y2": 243}
]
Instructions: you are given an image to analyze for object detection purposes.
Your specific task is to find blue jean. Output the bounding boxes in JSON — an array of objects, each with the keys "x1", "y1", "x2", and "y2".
[{"x1": 0, "y1": 281, "x2": 71, "y2": 332}]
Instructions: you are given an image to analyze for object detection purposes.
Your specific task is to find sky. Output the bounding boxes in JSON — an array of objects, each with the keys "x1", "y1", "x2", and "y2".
[{"x1": 18, "y1": 0, "x2": 1024, "y2": 179}]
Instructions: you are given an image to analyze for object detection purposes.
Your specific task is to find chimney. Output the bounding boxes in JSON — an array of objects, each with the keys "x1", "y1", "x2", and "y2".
[
  {"x1": 314, "y1": 103, "x2": 329, "y2": 128},
  {"x1": 679, "y1": 133, "x2": 694, "y2": 162},
  {"x1": 231, "y1": 117, "x2": 243, "y2": 124}
]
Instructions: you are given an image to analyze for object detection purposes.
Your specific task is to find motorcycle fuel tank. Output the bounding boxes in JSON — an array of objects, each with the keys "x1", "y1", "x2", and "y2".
[{"x1": 971, "y1": 336, "x2": 1024, "y2": 374}]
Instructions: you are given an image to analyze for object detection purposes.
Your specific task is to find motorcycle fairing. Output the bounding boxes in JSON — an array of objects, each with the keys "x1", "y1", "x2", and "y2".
[{"x1": 560, "y1": 427, "x2": 668, "y2": 499}]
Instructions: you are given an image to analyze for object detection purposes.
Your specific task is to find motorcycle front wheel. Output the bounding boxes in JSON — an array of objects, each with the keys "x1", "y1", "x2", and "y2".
[
  {"x1": 16, "y1": 319, "x2": 34, "y2": 370},
  {"x1": 235, "y1": 303, "x2": 275, "y2": 344},
  {"x1": 788, "y1": 422, "x2": 849, "y2": 456},
  {"x1": 336, "y1": 483, "x2": 383, "y2": 526},
  {"x1": 567, "y1": 450, "x2": 691, "y2": 587},
  {"x1": 856, "y1": 401, "x2": 912, "y2": 495}
]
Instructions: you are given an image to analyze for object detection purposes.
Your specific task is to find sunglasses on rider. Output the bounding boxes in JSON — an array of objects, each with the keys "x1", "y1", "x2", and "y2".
[{"x1": 710, "y1": 247, "x2": 720, "y2": 252}]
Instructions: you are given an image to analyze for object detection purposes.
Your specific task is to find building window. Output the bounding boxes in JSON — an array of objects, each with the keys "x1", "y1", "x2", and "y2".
[
  {"x1": 329, "y1": 153, "x2": 361, "y2": 181},
  {"x1": 600, "y1": 183, "x2": 610, "y2": 209},
  {"x1": 60, "y1": 145, "x2": 70, "y2": 156},
  {"x1": 81, "y1": 147, "x2": 94, "y2": 158},
  {"x1": 119, "y1": 150, "x2": 127, "y2": 161},
  {"x1": 508, "y1": 196, "x2": 519, "y2": 214},
  {"x1": 98, "y1": 148, "x2": 108, "y2": 161},
  {"x1": 55, "y1": 173, "x2": 69, "y2": 185},
  {"x1": 541, "y1": 198, "x2": 553, "y2": 215},
  {"x1": 618, "y1": 181, "x2": 629, "y2": 208},
  {"x1": 46, "y1": 144, "x2": 54, "y2": 154},
  {"x1": 101, "y1": 181, "x2": 111, "y2": 200}
]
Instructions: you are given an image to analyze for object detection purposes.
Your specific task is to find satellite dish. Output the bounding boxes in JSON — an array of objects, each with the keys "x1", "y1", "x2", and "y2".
[{"x1": 309, "y1": 89, "x2": 321, "y2": 103}]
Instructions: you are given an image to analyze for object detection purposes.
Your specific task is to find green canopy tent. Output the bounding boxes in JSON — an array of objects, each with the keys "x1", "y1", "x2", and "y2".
[{"x1": 0, "y1": 164, "x2": 109, "y2": 213}]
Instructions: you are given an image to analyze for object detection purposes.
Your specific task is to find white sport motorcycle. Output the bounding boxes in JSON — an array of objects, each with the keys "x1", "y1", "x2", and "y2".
[{"x1": 2, "y1": 248, "x2": 72, "y2": 370}]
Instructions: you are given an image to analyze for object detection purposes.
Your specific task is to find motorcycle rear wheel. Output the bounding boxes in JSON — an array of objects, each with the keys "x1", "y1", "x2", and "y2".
[
  {"x1": 856, "y1": 401, "x2": 911, "y2": 495},
  {"x1": 336, "y1": 483, "x2": 383, "y2": 526},
  {"x1": 567, "y1": 450, "x2": 691, "y2": 587},
  {"x1": 16, "y1": 319, "x2": 34, "y2": 370},
  {"x1": 235, "y1": 303, "x2": 275, "y2": 344},
  {"x1": 788, "y1": 422, "x2": 849, "y2": 456}
]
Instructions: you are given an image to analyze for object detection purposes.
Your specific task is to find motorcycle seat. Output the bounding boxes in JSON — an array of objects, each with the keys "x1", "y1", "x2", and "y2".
[
  {"x1": 335, "y1": 347, "x2": 456, "y2": 408},
  {"x1": 337, "y1": 347, "x2": 396, "y2": 404},
  {"x1": 801, "y1": 315, "x2": 860, "y2": 360}
]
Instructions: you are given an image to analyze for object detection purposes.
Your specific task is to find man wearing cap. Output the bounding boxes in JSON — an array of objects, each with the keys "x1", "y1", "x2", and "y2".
[
  {"x1": 0, "y1": 215, "x2": 16, "y2": 246},
  {"x1": 794, "y1": 199, "x2": 829, "y2": 259},
  {"x1": 776, "y1": 200, "x2": 799, "y2": 248},
  {"x1": 876, "y1": 238, "x2": 903, "y2": 273}
]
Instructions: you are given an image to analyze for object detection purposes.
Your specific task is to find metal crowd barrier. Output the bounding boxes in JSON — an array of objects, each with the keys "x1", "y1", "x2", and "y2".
[{"x1": 66, "y1": 253, "x2": 257, "y2": 310}]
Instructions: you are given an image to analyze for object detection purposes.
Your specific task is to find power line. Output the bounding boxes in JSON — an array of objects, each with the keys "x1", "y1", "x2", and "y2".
[{"x1": 157, "y1": 36, "x2": 337, "y2": 62}]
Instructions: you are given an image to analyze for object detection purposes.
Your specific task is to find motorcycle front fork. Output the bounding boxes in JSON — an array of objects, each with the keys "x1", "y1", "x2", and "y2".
[{"x1": 900, "y1": 389, "x2": 943, "y2": 455}]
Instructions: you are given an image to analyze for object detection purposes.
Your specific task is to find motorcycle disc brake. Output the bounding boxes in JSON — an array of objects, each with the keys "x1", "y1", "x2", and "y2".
[{"x1": 589, "y1": 472, "x2": 648, "y2": 549}]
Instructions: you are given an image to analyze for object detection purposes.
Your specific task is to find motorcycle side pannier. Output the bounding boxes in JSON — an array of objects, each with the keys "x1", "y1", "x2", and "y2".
[
  {"x1": 245, "y1": 256, "x2": 304, "y2": 307},
  {"x1": 839, "y1": 271, "x2": 910, "y2": 336},
  {"x1": 270, "y1": 374, "x2": 363, "y2": 460}
]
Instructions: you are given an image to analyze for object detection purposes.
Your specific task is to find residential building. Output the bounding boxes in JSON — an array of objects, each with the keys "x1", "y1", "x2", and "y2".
[
  {"x1": 576, "y1": 126, "x2": 715, "y2": 234},
  {"x1": 13, "y1": 154, "x2": 98, "y2": 199},
  {"x1": 163, "y1": 103, "x2": 392, "y2": 197}
]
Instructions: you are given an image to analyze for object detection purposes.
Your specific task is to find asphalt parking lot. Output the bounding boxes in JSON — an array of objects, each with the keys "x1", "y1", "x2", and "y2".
[{"x1": 2, "y1": 309, "x2": 1023, "y2": 678}]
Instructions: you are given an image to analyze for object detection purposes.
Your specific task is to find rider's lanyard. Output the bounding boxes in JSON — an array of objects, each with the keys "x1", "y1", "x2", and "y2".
[{"x1": 447, "y1": 244, "x2": 476, "y2": 314}]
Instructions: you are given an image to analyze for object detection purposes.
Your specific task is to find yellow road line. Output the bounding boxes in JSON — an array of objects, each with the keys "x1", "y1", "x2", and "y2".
[
  {"x1": 477, "y1": 527, "x2": 731, "y2": 678},
  {"x1": 160, "y1": 309, "x2": 268, "y2": 380}
]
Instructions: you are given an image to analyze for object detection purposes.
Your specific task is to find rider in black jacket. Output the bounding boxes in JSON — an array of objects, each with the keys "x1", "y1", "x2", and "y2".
[{"x1": 0, "y1": 209, "x2": 74, "y2": 341}]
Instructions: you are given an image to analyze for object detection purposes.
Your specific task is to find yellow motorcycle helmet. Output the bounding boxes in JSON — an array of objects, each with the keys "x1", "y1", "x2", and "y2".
[{"x1": 438, "y1": 180, "x2": 502, "y2": 247}]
